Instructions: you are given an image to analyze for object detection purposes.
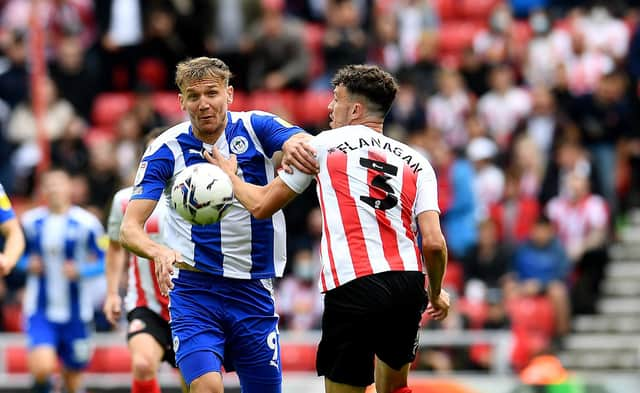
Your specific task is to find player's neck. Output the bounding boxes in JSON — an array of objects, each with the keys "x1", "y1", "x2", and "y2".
[
  {"x1": 49, "y1": 203, "x2": 70, "y2": 214},
  {"x1": 193, "y1": 123, "x2": 226, "y2": 145},
  {"x1": 355, "y1": 120, "x2": 383, "y2": 133}
]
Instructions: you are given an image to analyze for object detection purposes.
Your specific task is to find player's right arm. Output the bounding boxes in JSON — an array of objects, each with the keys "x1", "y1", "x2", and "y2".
[{"x1": 103, "y1": 190, "x2": 129, "y2": 326}]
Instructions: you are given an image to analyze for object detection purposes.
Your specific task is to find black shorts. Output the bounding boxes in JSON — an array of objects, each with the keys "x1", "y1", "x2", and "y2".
[
  {"x1": 316, "y1": 271, "x2": 427, "y2": 387},
  {"x1": 127, "y1": 307, "x2": 177, "y2": 368}
]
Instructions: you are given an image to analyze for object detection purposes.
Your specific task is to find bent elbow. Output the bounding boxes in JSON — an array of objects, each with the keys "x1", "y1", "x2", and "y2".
[
  {"x1": 250, "y1": 205, "x2": 271, "y2": 220},
  {"x1": 422, "y1": 233, "x2": 446, "y2": 253}
]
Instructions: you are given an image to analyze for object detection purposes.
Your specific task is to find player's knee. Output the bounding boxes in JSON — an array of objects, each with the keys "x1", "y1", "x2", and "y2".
[
  {"x1": 189, "y1": 373, "x2": 223, "y2": 393},
  {"x1": 131, "y1": 353, "x2": 158, "y2": 380}
]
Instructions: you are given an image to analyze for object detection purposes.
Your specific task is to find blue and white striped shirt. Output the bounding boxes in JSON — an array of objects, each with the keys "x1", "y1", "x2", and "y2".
[
  {"x1": 21, "y1": 206, "x2": 105, "y2": 323},
  {"x1": 131, "y1": 111, "x2": 303, "y2": 279}
]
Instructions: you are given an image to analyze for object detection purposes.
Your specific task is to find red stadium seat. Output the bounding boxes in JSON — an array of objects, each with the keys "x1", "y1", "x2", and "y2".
[
  {"x1": 152, "y1": 91, "x2": 184, "y2": 122},
  {"x1": 511, "y1": 21, "x2": 533, "y2": 46},
  {"x1": 438, "y1": 21, "x2": 484, "y2": 55},
  {"x1": 459, "y1": 0, "x2": 499, "y2": 21},
  {"x1": 6, "y1": 346, "x2": 28, "y2": 373},
  {"x1": 87, "y1": 346, "x2": 131, "y2": 373},
  {"x1": 507, "y1": 296, "x2": 555, "y2": 337},
  {"x1": 91, "y1": 93, "x2": 134, "y2": 128},
  {"x1": 84, "y1": 126, "x2": 117, "y2": 147},
  {"x1": 295, "y1": 90, "x2": 332, "y2": 127},
  {"x1": 280, "y1": 343, "x2": 316, "y2": 371},
  {"x1": 137, "y1": 58, "x2": 168, "y2": 91},
  {"x1": 249, "y1": 90, "x2": 298, "y2": 121},
  {"x1": 434, "y1": 0, "x2": 458, "y2": 21}
]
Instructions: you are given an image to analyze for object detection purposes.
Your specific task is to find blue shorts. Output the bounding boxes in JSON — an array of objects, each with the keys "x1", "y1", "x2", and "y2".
[
  {"x1": 26, "y1": 313, "x2": 92, "y2": 370},
  {"x1": 169, "y1": 270, "x2": 281, "y2": 391}
]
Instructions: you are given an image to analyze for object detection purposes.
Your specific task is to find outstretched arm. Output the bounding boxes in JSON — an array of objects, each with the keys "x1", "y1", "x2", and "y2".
[
  {"x1": 205, "y1": 148, "x2": 299, "y2": 219},
  {"x1": 417, "y1": 210, "x2": 450, "y2": 321}
]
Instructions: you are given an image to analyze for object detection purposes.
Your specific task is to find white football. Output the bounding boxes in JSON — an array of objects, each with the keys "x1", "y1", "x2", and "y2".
[{"x1": 170, "y1": 163, "x2": 234, "y2": 225}]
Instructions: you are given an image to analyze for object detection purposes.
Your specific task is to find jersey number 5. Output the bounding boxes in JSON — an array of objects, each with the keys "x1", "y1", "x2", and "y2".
[{"x1": 359, "y1": 158, "x2": 398, "y2": 211}]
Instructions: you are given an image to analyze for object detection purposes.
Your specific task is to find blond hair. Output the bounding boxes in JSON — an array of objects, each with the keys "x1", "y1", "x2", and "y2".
[{"x1": 175, "y1": 57, "x2": 232, "y2": 92}]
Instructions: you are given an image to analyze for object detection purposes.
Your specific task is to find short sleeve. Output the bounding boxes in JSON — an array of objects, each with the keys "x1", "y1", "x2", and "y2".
[
  {"x1": 130, "y1": 144, "x2": 175, "y2": 201},
  {"x1": 106, "y1": 191, "x2": 126, "y2": 241},
  {"x1": 414, "y1": 164, "x2": 440, "y2": 215},
  {"x1": 278, "y1": 167, "x2": 314, "y2": 194},
  {"x1": 0, "y1": 183, "x2": 15, "y2": 224},
  {"x1": 249, "y1": 111, "x2": 305, "y2": 158}
]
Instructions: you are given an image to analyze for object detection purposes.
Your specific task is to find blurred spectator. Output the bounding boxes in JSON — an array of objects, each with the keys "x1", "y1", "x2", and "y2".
[
  {"x1": 576, "y1": 4, "x2": 629, "y2": 61},
  {"x1": 49, "y1": 0, "x2": 97, "y2": 51},
  {"x1": 113, "y1": 111, "x2": 144, "y2": 182},
  {"x1": 427, "y1": 69, "x2": 472, "y2": 150},
  {"x1": 510, "y1": 135, "x2": 545, "y2": 198},
  {"x1": 7, "y1": 77, "x2": 76, "y2": 195},
  {"x1": 0, "y1": 29, "x2": 28, "y2": 109},
  {"x1": 391, "y1": 0, "x2": 439, "y2": 65},
  {"x1": 95, "y1": 0, "x2": 146, "y2": 90},
  {"x1": 0, "y1": 98, "x2": 11, "y2": 189},
  {"x1": 467, "y1": 137, "x2": 505, "y2": 216},
  {"x1": 569, "y1": 71, "x2": 632, "y2": 211},
  {"x1": 312, "y1": 0, "x2": 367, "y2": 90},
  {"x1": 563, "y1": 28, "x2": 614, "y2": 96},
  {"x1": 50, "y1": 116, "x2": 90, "y2": 176},
  {"x1": 131, "y1": 84, "x2": 169, "y2": 134},
  {"x1": 246, "y1": 1, "x2": 310, "y2": 91},
  {"x1": 473, "y1": 4, "x2": 519, "y2": 65},
  {"x1": 138, "y1": 4, "x2": 188, "y2": 90},
  {"x1": 510, "y1": 0, "x2": 549, "y2": 19},
  {"x1": 275, "y1": 249, "x2": 323, "y2": 331},
  {"x1": 394, "y1": 32, "x2": 439, "y2": 97},
  {"x1": 385, "y1": 74, "x2": 426, "y2": 139},
  {"x1": 489, "y1": 171, "x2": 540, "y2": 249},
  {"x1": 539, "y1": 140, "x2": 601, "y2": 206},
  {"x1": 520, "y1": 86, "x2": 564, "y2": 162},
  {"x1": 477, "y1": 64, "x2": 532, "y2": 150},
  {"x1": 49, "y1": 33, "x2": 100, "y2": 121},
  {"x1": 463, "y1": 219, "x2": 511, "y2": 292},
  {"x1": 460, "y1": 47, "x2": 491, "y2": 98},
  {"x1": 426, "y1": 133, "x2": 478, "y2": 260},
  {"x1": 524, "y1": 9, "x2": 572, "y2": 87},
  {"x1": 370, "y1": 6, "x2": 402, "y2": 72},
  {"x1": 86, "y1": 141, "x2": 119, "y2": 216},
  {"x1": 546, "y1": 172, "x2": 609, "y2": 314},
  {"x1": 512, "y1": 216, "x2": 571, "y2": 335}
]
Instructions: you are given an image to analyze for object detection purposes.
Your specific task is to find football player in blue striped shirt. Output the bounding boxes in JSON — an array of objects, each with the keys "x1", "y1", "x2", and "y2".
[
  {"x1": 21, "y1": 168, "x2": 105, "y2": 393},
  {"x1": 120, "y1": 57, "x2": 317, "y2": 393}
]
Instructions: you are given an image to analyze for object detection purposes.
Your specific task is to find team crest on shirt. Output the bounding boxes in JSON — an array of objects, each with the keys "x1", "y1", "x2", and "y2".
[
  {"x1": 129, "y1": 319, "x2": 146, "y2": 333},
  {"x1": 134, "y1": 162, "x2": 148, "y2": 186},
  {"x1": 230, "y1": 136, "x2": 249, "y2": 154}
]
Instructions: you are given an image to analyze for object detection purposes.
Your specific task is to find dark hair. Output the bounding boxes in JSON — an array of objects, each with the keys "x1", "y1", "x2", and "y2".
[{"x1": 331, "y1": 64, "x2": 398, "y2": 117}]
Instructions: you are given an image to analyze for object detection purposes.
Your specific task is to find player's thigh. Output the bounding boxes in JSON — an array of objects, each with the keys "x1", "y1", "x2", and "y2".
[
  {"x1": 58, "y1": 319, "x2": 92, "y2": 371},
  {"x1": 374, "y1": 273, "x2": 426, "y2": 372},
  {"x1": 317, "y1": 284, "x2": 377, "y2": 388},
  {"x1": 226, "y1": 279, "x2": 282, "y2": 391},
  {"x1": 127, "y1": 307, "x2": 174, "y2": 368},
  {"x1": 26, "y1": 314, "x2": 58, "y2": 376}
]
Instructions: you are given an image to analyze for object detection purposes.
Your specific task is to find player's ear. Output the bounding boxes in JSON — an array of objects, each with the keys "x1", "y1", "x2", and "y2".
[
  {"x1": 178, "y1": 93, "x2": 186, "y2": 111},
  {"x1": 227, "y1": 85, "x2": 234, "y2": 105}
]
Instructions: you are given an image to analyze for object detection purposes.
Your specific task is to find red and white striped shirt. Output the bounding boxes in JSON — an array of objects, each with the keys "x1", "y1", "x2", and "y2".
[
  {"x1": 107, "y1": 187, "x2": 170, "y2": 321},
  {"x1": 279, "y1": 125, "x2": 440, "y2": 292}
]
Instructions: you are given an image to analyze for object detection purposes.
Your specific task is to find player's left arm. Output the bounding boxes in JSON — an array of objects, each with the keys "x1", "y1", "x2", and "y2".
[{"x1": 206, "y1": 148, "x2": 300, "y2": 219}]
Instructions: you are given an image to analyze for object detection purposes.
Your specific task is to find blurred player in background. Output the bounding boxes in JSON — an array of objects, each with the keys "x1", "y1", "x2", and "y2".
[
  {"x1": 120, "y1": 57, "x2": 317, "y2": 393},
  {"x1": 0, "y1": 182, "x2": 25, "y2": 276},
  {"x1": 20, "y1": 168, "x2": 105, "y2": 393},
  {"x1": 103, "y1": 129, "x2": 188, "y2": 393},
  {"x1": 209, "y1": 64, "x2": 450, "y2": 393}
]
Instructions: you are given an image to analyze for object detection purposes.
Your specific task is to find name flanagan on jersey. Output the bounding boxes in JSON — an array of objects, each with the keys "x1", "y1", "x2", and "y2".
[{"x1": 334, "y1": 136, "x2": 424, "y2": 174}]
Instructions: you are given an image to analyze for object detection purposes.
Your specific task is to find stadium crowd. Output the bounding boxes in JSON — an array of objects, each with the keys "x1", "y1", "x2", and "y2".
[{"x1": 1, "y1": 0, "x2": 640, "y2": 373}]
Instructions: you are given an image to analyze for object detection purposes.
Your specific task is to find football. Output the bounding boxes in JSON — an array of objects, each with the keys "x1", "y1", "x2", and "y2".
[{"x1": 170, "y1": 163, "x2": 234, "y2": 225}]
